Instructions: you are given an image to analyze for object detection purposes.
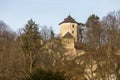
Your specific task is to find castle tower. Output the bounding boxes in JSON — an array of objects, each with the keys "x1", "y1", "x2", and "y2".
[
  {"x1": 62, "y1": 32, "x2": 75, "y2": 49},
  {"x1": 59, "y1": 15, "x2": 80, "y2": 42}
]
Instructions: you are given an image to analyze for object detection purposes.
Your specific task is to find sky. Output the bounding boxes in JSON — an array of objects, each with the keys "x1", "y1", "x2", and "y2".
[{"x1": 0, "y1": 0, "x2": 120, "y2": 34}]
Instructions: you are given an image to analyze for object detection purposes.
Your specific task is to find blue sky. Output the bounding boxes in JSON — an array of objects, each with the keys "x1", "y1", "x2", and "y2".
[{"x1": 0, "y1": 0, "x2": 120, "y2": 33}]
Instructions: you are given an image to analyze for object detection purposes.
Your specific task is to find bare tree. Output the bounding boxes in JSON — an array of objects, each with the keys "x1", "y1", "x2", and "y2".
[{"x1": 40, "y1": 25, "x2": 51, "y2": 40}]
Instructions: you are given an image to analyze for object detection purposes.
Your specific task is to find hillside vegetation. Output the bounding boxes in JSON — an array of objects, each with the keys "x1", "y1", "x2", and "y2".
[{"x1": 0, "y1": 10, "x2": 120, "y2": 80}]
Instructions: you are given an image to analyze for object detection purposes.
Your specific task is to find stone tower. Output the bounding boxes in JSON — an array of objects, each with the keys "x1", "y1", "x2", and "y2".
[
  {"x1": 62, "y1": 32, "x2": 75, "y2": 49},
  {"x1": 59, "y1": 15, "x2": 80, "y2": 42}
]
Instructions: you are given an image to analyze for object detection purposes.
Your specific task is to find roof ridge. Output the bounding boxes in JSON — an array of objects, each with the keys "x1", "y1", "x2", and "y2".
[
  {"x1": 59, "y1": 15, "x2": 80, "y2": 25},
  {"x1": 63, "y1": 32, "x2": 74, "y2": 38}
]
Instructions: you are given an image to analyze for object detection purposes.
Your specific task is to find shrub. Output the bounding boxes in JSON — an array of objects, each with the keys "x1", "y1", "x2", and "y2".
[{"x1": 24, "y1": 68, "x2": 65, "y2": 80}]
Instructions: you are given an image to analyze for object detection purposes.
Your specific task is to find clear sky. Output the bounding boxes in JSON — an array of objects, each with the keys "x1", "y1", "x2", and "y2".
[{"x1": 0, "y1": 0, "x2": 120, "y2": 33}]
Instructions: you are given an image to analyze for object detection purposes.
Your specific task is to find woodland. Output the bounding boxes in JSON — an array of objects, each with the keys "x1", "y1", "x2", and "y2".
[{"x1": 0, "y1": 10, "x2": 120, "y2": 80}]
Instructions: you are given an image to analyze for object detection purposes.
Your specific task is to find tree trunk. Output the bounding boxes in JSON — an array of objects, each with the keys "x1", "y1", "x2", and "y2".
[
  {"x1": 29, "y1": 51, "x2": 33, "y2": 73},
  {"x1": 116, "y1": 63, "x2": 120, "y2": 80}
]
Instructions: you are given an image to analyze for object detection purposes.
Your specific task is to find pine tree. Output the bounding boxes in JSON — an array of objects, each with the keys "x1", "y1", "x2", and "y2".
[
  {"x1": 86, "y1": 14, "x2": 101, "y2": 49},
  {"x1": 50, "y1": 30, "x2": 54, "y2": 40},
  {"x1": 20, "y1": 19, "x2": 42, "y2": 73}
]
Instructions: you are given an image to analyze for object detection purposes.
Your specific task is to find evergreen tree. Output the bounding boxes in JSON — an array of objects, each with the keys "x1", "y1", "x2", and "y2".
[
  {"x1": 50, "y1": 30, "x2": 54, "y2": 40},
  {"x1": 86, "y1": 14, "x2": 102, "y2": 49},
  {"x1": 20, "y1": 19, "x2": 42, "y2": 73}
]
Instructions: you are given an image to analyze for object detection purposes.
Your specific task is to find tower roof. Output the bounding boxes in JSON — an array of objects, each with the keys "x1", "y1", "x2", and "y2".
[
  {"x1": 59, "y1": 15, "x2": 80, "y2": 25},
  {"x1": 63, "y1": 32, "x2": 74, "y2": 38}
]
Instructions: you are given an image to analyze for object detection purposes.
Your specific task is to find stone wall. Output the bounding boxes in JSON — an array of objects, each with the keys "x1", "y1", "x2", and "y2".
[{"x1": 60, "y1": 23, "x2": 79, "y2": 42}]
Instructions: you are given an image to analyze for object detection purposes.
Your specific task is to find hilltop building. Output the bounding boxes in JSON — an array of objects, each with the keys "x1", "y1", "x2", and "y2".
[
  {"x1": 59, "y1": 15, "x2": 82, "y2": 49},
  {"x1": 59, "y1": 15, "x2": 80, "y2": 42}
]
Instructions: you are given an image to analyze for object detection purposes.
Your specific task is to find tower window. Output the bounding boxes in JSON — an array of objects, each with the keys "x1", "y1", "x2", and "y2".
[
  {"x1": 72, "y1": 25, "x2": 74, "y2": 28},
  {"x1": 72, "y1": 31, "x2": 74, "y2": 34}
]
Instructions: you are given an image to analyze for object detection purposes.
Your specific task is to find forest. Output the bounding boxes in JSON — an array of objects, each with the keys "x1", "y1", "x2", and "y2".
[{"x1": 0, "y1": 10, "x2": 120, "y2": 80}]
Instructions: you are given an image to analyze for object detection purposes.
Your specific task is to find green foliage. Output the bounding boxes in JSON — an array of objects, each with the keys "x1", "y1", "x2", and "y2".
[
  {"x1": 86, "y1": 14, "x2": 102, "y2": 48},
  {"x1": 21, "y1": 19, "x2": 41, "y2": 54},
  {"x1": 86, "y1": 14, "x2": 100, "y2": 28},
  {"x1": 19, "y1": 19, "x2": 42, "y2": 73},
  {"x1": 24, "y1": 68, "x2": 65, "y2": 80},
  {"x1": 50, "y1": 30, "x2": 54, "y2": 40}
]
